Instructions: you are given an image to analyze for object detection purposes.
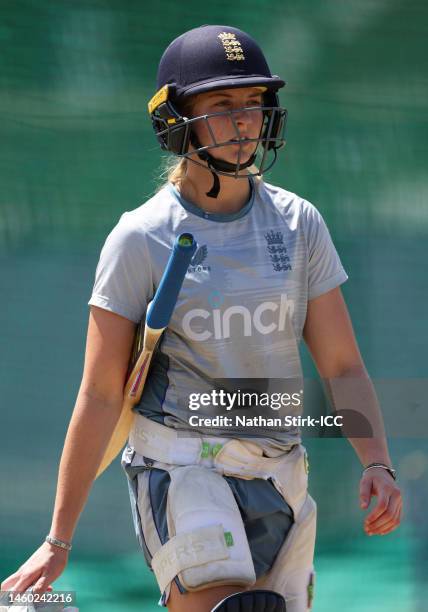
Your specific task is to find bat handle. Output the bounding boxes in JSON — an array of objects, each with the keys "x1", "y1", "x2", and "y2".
[{"x1": 146, "y1": 233, "x2": 196, "y2": 330}]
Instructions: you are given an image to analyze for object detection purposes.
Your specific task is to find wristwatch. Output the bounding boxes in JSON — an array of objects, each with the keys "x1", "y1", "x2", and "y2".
[{"x1": 363, "y1": 462, "x2": 397, "y2": 481}]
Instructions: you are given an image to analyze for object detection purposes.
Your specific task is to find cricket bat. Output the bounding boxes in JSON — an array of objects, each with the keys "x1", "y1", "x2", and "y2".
[{"x1": 95, "y1": 232, "x2": 197, "y2": 478}]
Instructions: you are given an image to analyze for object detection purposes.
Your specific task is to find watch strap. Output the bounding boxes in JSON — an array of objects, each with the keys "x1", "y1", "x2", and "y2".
[{"x1": 363, "y1": 462, "x2": 397, "y2": 480}]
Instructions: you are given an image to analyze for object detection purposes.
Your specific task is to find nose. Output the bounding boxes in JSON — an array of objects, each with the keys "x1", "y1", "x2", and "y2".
[
  {"x1": 230, "y1": 107, "x2": 254, "y2": 136},
  {"x1": 233, "y1": 107, "x2": 252, "y2": 126}
]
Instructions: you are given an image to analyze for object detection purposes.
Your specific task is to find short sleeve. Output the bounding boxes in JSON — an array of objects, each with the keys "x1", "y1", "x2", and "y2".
[
  {"x1": 88, "y1": 213, "x2": 153, "y2": 323},
  {"x1": 302, "y1": 201, "x2": 348, "y2": 300}
]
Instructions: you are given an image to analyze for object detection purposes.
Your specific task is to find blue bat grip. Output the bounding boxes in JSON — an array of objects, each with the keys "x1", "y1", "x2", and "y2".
[{"x1": 146, "y1": 233, "x2": 197, "y2": 330}]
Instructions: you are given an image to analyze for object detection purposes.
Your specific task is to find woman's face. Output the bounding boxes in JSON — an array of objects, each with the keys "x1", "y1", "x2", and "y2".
[{"x1": 189, "y1": 87, "x2": 264, "y2": 165}]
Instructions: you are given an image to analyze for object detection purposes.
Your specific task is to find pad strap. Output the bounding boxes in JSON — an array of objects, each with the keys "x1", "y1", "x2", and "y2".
[
  {"x1": 129, "y1": 414, "x2": 229, "y2": 466},
  {"x1": 151, "y1": 524, "x2": 230, "y2": 594},
  {"x1": 212, "y1": 589, "x2": 286, "y2": 612},
  {"x1": 129, "y1": 414, "x2": 202, "y2": 465}
]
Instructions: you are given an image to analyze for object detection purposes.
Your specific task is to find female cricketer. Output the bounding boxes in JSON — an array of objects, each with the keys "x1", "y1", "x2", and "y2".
[{"x1": 1, "y1": 25, "x2": 402, "y2": 612}]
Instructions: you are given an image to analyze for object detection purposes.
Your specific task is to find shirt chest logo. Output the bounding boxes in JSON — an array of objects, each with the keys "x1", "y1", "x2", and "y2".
[
  {"x1": 264, "y1": 230, "x2": 292, "y2": 272},
  {"x1": 188, "y1": 245, "x2": 211, "y2": 273}
]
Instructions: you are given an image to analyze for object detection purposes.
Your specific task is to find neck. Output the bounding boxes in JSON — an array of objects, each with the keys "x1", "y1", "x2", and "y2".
[{"x1": 176, "y1": 160, "x2": 252, "y2": 215}]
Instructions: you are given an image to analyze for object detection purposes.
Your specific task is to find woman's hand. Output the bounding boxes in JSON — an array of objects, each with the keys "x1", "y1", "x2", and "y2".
[
  {"x1": 1, "y1": 541, "x2": 69, "y2": 596},
  {"x1": 360, "y1": 468, "x2": 403, "y2": 536}
]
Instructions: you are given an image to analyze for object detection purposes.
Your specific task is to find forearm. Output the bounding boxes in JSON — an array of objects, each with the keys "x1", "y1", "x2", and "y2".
[
  {"x1": 323, "y1": 365, "x2": 392, "y2": 468},
  {"x1": 348, "y1": 435, "x2": 392, "y2": 468},
  {"x1": 49, "y1": 388, "x2": 122, "y2": 542}
]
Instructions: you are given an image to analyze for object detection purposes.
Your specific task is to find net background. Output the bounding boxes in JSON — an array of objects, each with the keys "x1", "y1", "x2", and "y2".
[{"x1": 0, "y1": 1, "x2": 426, "y2": 610}]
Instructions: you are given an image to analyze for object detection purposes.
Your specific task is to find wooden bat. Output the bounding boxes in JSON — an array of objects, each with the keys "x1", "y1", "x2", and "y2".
[{"x1": 95, "y1": 232, "x2": 197, "y2": 478}]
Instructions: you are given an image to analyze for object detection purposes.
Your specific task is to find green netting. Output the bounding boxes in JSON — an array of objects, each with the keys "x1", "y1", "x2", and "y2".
[{"x1": 1, "y1": 1, "x2": 427, "y2": 610}]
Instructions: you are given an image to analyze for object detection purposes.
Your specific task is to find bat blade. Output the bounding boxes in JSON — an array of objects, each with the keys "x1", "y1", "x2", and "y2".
[{"x1": 95, "y1": 233, "x2": 197, "y2": 478}]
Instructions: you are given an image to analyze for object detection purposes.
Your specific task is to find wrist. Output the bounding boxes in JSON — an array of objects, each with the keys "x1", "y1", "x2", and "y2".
[
  {"x1": 50, "y1": 516, "x2": 75, "y2": 544},
  {"x1": 45, "y1": 534, "x2": 72, "y2": 552},
  {"x1": 363, "y1": 462, "x2": 397, "y2": 481}
]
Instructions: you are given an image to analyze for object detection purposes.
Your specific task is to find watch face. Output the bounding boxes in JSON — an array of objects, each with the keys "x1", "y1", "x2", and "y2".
[{"x1": 382, "y1": 467, "x2": 396, "y2": 480}]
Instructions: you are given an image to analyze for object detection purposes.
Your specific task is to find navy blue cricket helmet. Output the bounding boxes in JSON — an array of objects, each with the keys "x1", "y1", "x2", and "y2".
[{"x1": 148, "y1": 25, "x2": 287, "y2": 189}]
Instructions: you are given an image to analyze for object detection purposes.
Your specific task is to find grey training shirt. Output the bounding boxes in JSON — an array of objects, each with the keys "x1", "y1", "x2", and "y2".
[{"x1": 89, "y1": 178, "x2": 348, "y2": 450}]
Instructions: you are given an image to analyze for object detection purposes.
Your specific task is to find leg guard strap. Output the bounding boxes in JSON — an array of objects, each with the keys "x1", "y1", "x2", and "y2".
[
  {"x1": 211, "y1": 589, "x2": 286, "y2": 612},
  {"x1": 152, "y1": 524, "x2": 231, "y2": 594}
]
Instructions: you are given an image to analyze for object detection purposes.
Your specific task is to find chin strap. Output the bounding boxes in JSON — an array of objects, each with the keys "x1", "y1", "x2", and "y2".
[
  {"x1": 190, "y1": 134, "x2": 256, "y2": 199},
  {"x1": 206, "y1": 170, "x2": 221, "y2": 198}
]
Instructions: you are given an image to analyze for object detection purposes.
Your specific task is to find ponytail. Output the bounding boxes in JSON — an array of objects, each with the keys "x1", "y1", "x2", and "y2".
[{"x1": 168, "y1": 157, "x2": 188, "y2": 186}]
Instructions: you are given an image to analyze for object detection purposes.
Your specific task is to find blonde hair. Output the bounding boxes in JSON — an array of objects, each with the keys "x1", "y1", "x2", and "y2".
[
  {"x1": 168, "y1": 157, "x2": 188, "y2": 187},
  {"x1": 155, "y1": 156, "x2": 188, "y2": 193}
]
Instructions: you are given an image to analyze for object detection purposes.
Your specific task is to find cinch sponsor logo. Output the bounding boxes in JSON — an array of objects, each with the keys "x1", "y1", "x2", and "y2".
[{"x1": 182, "y1": 294, "x2": 295, "y2": 341}]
